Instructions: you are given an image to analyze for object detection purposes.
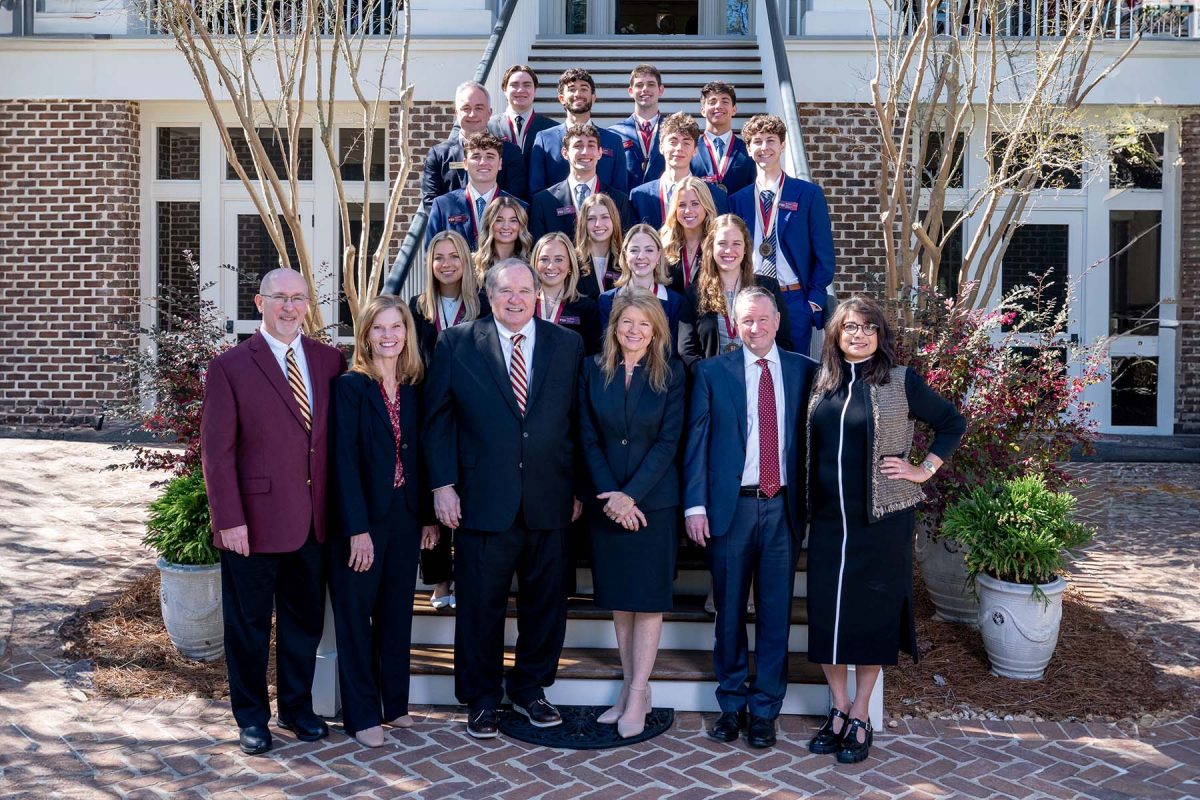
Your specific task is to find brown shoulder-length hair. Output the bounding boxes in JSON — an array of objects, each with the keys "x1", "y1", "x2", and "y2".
[
  {"x1": 696, "y1": 214, "x2": 756, "y2": 315},
  {"x1": 530, "y1": 231, "x2": 582, "y2": 303},
  {"x1": 574, "y1": 192, "x2": 624, "y2": 277},
  {"x1": 600, "y1": 288, "x2": 672, "y2": 394},
  {"x1": 474, "y1": 195, "x2": 533, "y2": 281},
  {"x1": 616, "y1": 223, "x2": 671, "y2": 287},
  {"x1": 659, "y1": 176, "x2": 718, "y2": 265},
  {"x1": 350, "y1": 295, "x2": 424, "y2": 385},
  {"x1": 417, "y1": 230, "x2": 481, "y2": 324},
  {"x1": 815, "y1": 295, "x2": 898, "y2": 394}
]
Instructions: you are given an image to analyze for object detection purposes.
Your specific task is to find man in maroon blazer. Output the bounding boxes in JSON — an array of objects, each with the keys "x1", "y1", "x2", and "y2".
[{"x1": 201, "y1": 268, "x2": 346, "y2": 755}]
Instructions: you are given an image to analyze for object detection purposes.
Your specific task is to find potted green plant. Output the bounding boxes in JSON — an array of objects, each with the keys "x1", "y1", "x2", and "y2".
[
  {"x1": 941, "y1": 474, "x2": 1094, "y2": 679},
  {"x1": 143, "y1": 470, "x2": 223, "y2": 661}
]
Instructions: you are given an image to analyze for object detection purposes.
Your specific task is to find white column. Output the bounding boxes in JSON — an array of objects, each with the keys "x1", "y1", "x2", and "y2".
[
  {"x1": 698, "y1": 0, "x2": 725, "y2": 35},
  {"x1": 542, "y1": 0, "x2": 566, "y2": 34},
  {"x1": 589, "y1": 0, "x2": 615, "y2": 35}
]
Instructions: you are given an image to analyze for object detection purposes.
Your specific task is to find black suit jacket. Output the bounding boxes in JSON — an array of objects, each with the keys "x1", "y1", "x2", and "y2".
[
  {"x1": 544, "y1": 296, "x2": 602, "y2": 355},
  {"x1": 529, "y1": 180, "x2": 634, "y2": 242},
  {"x1": 421, "y1": 137, "x2": 529, "y2": 206},
  {"x1": 579, "y1": 357, "x2": 685, "y2": 513},
  {"x1": 677, "y1": 276, "x2": 794, "y2": 368},
  {"x1": 330, "y1": 372, "x2": 426, "y2": 538},
  {"x1": 424, "y1": 318, "x2": 585, "y2": 532},
  {"x1": 577, "y1": 259, "x2": 621, "y2": 300},
  {"x1": 488, "y1": 112, "x2": 559, "y2": 163}
]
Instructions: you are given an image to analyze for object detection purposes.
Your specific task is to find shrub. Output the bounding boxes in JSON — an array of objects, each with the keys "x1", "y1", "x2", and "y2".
[{"x1": 142, "y1": 470, "x2": 219, "y2": 566}]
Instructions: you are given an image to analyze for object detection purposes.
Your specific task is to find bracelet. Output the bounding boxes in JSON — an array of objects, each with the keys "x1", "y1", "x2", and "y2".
[{"x1": 920, "y1": 458, "x2": 937, "y2": 475}]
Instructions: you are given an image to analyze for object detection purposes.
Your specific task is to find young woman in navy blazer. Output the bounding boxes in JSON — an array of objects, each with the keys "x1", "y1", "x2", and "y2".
[
  {"x1": 574, "y1": 193, "x2": 626, "y2": 300},
  {"x1": 597, "y1": 223, "x2": 686, "y2": 354},
  {"x1": 659, "y1": 176, "x2": 720, "y2": 296},
  {"x1": 531, "y1": 231, "x2": 602, "y2": 354}
]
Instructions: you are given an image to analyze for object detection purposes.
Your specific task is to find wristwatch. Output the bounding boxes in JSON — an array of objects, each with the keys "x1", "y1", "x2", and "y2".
[{"x1": 920, "y1": 459, "x2": 938, "y2": 475}]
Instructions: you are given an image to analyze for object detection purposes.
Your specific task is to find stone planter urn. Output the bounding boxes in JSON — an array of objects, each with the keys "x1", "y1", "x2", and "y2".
[
  {"x1": 157, "y1": 557, "x2": 224, "y2": 661},
  {"x1": 976, "y1": 573, "x2": 1066, "y2": 680},
  {"x1": 914, "y1": 521, "x2": 978, "y2": 626}
]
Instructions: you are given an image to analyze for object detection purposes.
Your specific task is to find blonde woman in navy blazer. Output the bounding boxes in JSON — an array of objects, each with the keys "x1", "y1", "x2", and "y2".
[{"x1": 579, "y1": 288, "x2": 685, "y2": 739}]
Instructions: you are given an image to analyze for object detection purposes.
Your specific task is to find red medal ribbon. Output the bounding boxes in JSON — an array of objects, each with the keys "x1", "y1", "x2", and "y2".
[
  {"x1": 507, "y1": 111, "x2": 533, "y2": 150},
  {"x1": 703, "y1": 133, "x2": 734, "y2": 183}
]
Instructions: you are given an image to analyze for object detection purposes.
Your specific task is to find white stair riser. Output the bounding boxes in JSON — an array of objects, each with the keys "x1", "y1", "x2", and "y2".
[
  {"x1": 573, "y1": 568, "x2": 807, "y2": 598},
  {"x1": 529, "y1": 60, "x2": 760, "y2": 73}
]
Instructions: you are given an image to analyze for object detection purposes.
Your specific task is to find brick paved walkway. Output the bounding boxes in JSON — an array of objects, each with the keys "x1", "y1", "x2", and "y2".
[{"x1": 1, "y1": 441, "x2": 1198, "y2": 799}]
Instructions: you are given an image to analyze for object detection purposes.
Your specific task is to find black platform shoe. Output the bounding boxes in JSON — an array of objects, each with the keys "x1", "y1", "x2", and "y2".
[
  {"x1": 808, "y1": 707, "x2": 850, "y2": 754},
  {"x1": 836, "y1": 717, "x2": 873, "y2": 764}
]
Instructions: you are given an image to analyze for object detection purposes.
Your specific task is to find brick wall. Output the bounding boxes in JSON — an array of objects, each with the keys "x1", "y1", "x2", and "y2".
[
  {"x1": 388, "y1": 100, "x2": 455, "y2": 261},
  {"x1": 0, "y1": 101, "x2": 141, "y2": 428},
  {"x1": 1177, "y1": 112, "x2": 1200, "y2": 433}
]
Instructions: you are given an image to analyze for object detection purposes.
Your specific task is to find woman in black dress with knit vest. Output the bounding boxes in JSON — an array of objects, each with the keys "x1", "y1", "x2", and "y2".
[{"x1": 806, "y1": 296, "x2": 965, "y2": 764}]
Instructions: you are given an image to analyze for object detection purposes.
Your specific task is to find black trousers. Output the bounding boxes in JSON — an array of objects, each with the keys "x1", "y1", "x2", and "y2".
[
  {"x1": 219, "y1": 531, "x2": 326, "y2": 729},
  {"x1": 328, "y1": 491, "x2": 421, "y2": 735},
  {"x1": 454, "y1": 519, "x2": 568, "y2": 711}
]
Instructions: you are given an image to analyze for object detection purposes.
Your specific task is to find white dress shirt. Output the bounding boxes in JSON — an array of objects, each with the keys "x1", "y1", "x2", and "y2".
[
  {"x1": 705, "y1": 130, "x2": 733, "y2": 156},
  {"x1": 495, "y1": 316, "x2": 537, "y2": 381},
  {"x1": 750, "y1": 175, "x2": 801, "y2": 286},
  {"x1": 567, "y1": 175, "x2": 600, "y2": 211},
  {"x1": 259, "y1": 324, "x2": 314, "y2": 413}
]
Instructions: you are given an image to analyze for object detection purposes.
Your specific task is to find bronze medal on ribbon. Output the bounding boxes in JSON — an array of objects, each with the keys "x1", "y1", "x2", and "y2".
[
  {"x1": 759, "y1": 242, "x2": 774, "y2": 257},
  {"x1": 724, "y1": 342, "x2": 741, "y2": 353}
]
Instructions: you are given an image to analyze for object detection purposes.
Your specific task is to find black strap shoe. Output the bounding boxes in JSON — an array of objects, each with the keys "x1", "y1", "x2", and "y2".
[
  {"x1": 277, "y1": 713, "x2": 329, "y2": 742},
  {"x1": 808, "y1": 707, "x2": 850, "y2": 754},
  {"x1": 707, "y1": 710, "x2": 747, "y2": 743},
  {"x1": 238, "y1": 724, "x2": 272, "y2": 755},
  {"x1": 836, "y1": 717, "x2": 874, "y2": 764},
  {"x1": 514, "y1": 698, "x2": 563, "y2": 727},
  {"x1": 467, "y1": 708, "x2": 499, "y2": 739},
  {"x1": 746, "y1": 716, "x2": 777, "y2": 749}
]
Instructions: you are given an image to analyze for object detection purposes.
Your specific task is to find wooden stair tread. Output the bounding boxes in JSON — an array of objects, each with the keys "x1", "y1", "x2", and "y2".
[
  {"x1": 412, "y1": 591, "x2": 808, "y2": 624},
  {"x1": 410, "y1": 645, "x2": 826, "y2": 682}
]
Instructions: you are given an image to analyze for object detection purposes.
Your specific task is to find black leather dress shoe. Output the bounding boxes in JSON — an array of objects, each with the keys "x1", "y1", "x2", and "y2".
[
  {"x1": 707, "y1": 710, "x2": 747, "y2": 743},
  {"x1": 836, "y1": 718, "x2": 873, "y2": 764},
  {"x1": 809, "y1": 707, "x2": 850, "y2": 754},
  {"x1": 514, "y1": 698, "x2": 563, "y2": 727},
  {"x1": 238, "y1": 724, "x2": 272, "y2": 755},
  {"x1": 277, "y1": 713, "x2": 329, "y2": 742},
  {"x1": 467, "y1": 708, "x2": 499, "y2": 739},
  {"x1": 747, "y1": 716, "x2": 777, "y2": 749}
]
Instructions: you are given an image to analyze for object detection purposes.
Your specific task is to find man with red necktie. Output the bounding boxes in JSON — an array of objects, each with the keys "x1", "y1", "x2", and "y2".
[
  {"x1": 609, "y1": 64, "x2": 669, "y2": 191},
  {"x1": 683, "y1": 286, "x2": 817, "y2": 751},
  {"x1": 488, "y1": 64, "x2": 559, "y2": 163}
]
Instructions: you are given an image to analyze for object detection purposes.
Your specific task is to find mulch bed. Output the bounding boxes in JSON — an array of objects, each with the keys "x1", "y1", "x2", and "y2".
[{"x1": 61, "y1": 568, "x2": 1185, "y2": 722}]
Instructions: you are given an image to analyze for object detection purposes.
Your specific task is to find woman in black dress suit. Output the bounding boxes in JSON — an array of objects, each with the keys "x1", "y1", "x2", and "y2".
[
  {"x1": 677, "y1": 214, "x2": 793, "y2": 368},
  {"x1": 330, "y1": 295, "x2": 440, "y2": 748},
  {"x1": 408, "y1": 230, "x2": 481, "y2": 609},
  {"x1": 579, "y1": 288, "x2": 685, "y2": 739},
  {"x1": 659, "y1": 176, "x2": 719, "y2": 295},
  {"x1": 805, "y1": 296, "x2": 965, "y2": 764},
  {"x1": 531, "y1": 231, "x2": 602, "y2": 354},
  {"x1": 574, "y1": 193, "x2": 625, "y2": 300}
]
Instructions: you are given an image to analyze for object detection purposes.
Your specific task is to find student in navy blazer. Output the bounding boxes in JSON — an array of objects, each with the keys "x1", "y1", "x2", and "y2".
[
  {"x1": 528, "y1": 68, "x2": 629, "y2": 196},
  {"x1": 488, "y1": 64, "x2": 560, "y2": 163},
  {"x1": 597, "y1": 223, "x2": 685, "y2": 353},
  {"x1": 690, "y1": 81, "x2": 757, "y2": 197},
  {"x1": 730, "y1": 114, "x2": 835, "y2": 357},
  {"x1": 329, "y1": 296, "x2": 437, "y2": 748},
  {"x1": 660, "y1": 175, "x2": 720, "y2": 296},
  {"x1": 630, "y1": 113, "x2": 728, "y2": 229},
  {"x1": 608, "y1": 64, "x2": 668, "y2": 190},
  {"x1": 531, "y1": 232, "x2": 603, "y2": 355},
  {"x1": 426, "y1": 132, "x2": 527, "y2": 249},
  {"x1": 683, "y1": 286, "x2": 818, "y2": 750},
  {"x1": 530, "y1": 123, "x2": 635, "y2": 242},
  {"x1": 426, "y1": 189, "x2": 526, "y2": 250}
]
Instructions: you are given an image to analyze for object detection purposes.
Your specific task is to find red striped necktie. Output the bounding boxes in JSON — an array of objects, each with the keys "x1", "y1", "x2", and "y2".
[{"x1": 510, "y1": 333, "x2": 528, "y2": 415}]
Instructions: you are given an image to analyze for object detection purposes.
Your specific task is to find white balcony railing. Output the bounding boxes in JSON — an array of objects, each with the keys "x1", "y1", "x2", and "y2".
[
  {"x1": 894, "y1": 0, "x2": 1196, "y2": 40},
  {"x1": 143, "y1": 0, "x2": 406, "y2": 37}
]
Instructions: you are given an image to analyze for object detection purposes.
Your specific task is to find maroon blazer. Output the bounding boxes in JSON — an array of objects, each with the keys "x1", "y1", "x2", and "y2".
[{"x1": 200, "y1": 331, "x2": 347, "y2": 553}]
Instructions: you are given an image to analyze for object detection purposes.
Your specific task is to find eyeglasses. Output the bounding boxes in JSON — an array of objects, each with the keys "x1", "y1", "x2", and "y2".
[
  {"x1": 264, "y1": 293, "x2": 310, "y2": 306},
  {"x1": 841, "y1": 322, "x2": 880, "y2": 336}
]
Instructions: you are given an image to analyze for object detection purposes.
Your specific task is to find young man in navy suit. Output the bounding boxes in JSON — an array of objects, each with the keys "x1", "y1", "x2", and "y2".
[
  {"x1": 426, "y1": 132, "x2": 526, "y2": 250},
  {"x1": 488, "y1": 64, "x2": 558, "y2": 163},
  {"x1": 690, "y1": 81, "x2": 756, "y2": 198},
  {"x1": 630, "y1": 112, "x2": 728, "y2": 229},
  {"x1": 422, "y1": 81, "x2": 528, "y2": 206},
  {"x1": 530, "y1": 123, "x2": 635, "y2": 241},
  {"x1": 528, "y1": 69, "x2": 628, "y2": 196},
  {"x1": 730, "y1": 114, "x2": 835, "y2": 357},
  {"x1": 683, "y1": 286, "x2": 817, "y2": 751},
  {"x1": 609, "y1": 64, "x2": 667, "y2": 191}
]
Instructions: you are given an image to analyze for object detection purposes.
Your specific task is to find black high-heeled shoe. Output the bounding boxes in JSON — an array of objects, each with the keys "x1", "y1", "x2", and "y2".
[
  {"x1": 836, "y1": 717, "x2": 873, "y2": 764},
  {"x1": 808, "y1": 707, "x2": 850, "y2": 754}
]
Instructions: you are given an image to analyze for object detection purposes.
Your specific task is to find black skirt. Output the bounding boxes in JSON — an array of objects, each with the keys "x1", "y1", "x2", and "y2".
[{"x1": 589, "y1": 506, "x2": 678, "y2": 613}]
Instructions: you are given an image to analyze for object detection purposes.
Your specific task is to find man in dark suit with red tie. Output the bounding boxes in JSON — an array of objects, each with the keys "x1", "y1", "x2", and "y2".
[
  {"x1": 201, "y1": 268, "x2": 346, "y2": 755},
  {"x1": 424, "y1": 258, "x2": 585, "y2": 740},
  {"x1": 683, "y1": 286, "x2": 817, "y2": 751}
]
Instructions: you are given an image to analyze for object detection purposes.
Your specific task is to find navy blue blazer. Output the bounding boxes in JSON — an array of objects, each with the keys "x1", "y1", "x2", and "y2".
[
  {"x1": 609, "y1": 114, "x2": 667, "y2": 191},
  {"x1": 330, "y1": 372, "x2": 428, "y2": 538},
  {"x1": 423, "y1": 318, "x2": 585, "y2": 532},
  {"x1": 488, "y1": 111, "x2": 559, "y2": 164},
  {"x1": 529, "y1": 180, "x2": 634, "y2": 242},
  {"x1": 528, "y1": 124, "x2": 629, "y2": 197},
  {"x1": 425, "y1": 189, "x2": 526, "y2": 250},
  {"x1": 690, "y1": 134, "x2": 756, "y2": 197},
  {"x1": 683, "y1": 347, "x2": 818, "y2": 539},
  {"x1": 598, "y1": 285, "x2": 685, "y2": 355},
  {"x1": 730, "y1": 176, "x2": 836, "y2": 322},
  {"x1": 676, "y1": 276, "x2": 794, "y2": 368},
  {"x1": 420, "y1": 136, "x2": 529, "y2": 207},
  {"x1": 541, "y1": 296, "x2": 602, "y2": 356},
  {"x1": 629, "y1": 177, "x2": 728, "y2": 229},
  {"x1": 578, "y1": 356, "x2": 685, "y2": 513}
]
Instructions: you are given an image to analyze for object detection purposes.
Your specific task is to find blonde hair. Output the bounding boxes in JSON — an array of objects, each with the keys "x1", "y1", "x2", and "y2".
[
  {"x1": 659, "y1": 176, "x2": 718, "y2": 265},
  {"x1": 350, "y1": 295, "x2": 424, "y2": 385},
  {"x1": 417, "y1": 230, "x2": 481, "y2": 324},
  {"x1": 531, "y1": 232, "x2": 583, "y2": 303},
  {"x1": 474, "y1": 195, "x2": 532, "y2": 281},
  {"x1": 599, "y1": 288, "x2": 672, "y2": 394},
  {"x1": 617, "y1": 223, "x2": 671, "y2": 288},
  {"x1": 696, "y1": 214, "x2": 757, "y2": 315},
  {"x1": 574, "y1": 192, "x2": 624, "y2": 278}
]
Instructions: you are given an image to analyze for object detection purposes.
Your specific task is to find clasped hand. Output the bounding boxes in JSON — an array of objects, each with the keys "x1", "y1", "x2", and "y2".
[{"x1": 597, "y1": 491, "x2": 647, "y2": 531}]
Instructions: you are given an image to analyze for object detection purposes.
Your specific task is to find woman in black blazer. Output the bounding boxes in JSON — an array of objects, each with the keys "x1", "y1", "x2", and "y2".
[
  {"x1": 330, "y1": 295, "x2": 438, "y2": 748},
  {"x1": 531, "y1": 231, "x2": 602, "y2": 354},
  {"x1": 678, "y1": 214, "x2": 794, "y2": 368},
  {"x1": 579, "y1": 288, "x2": 685, "y2": 740},
  {"x1": 574, "y1": 192, "x2": 625, "y2": 299}
]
